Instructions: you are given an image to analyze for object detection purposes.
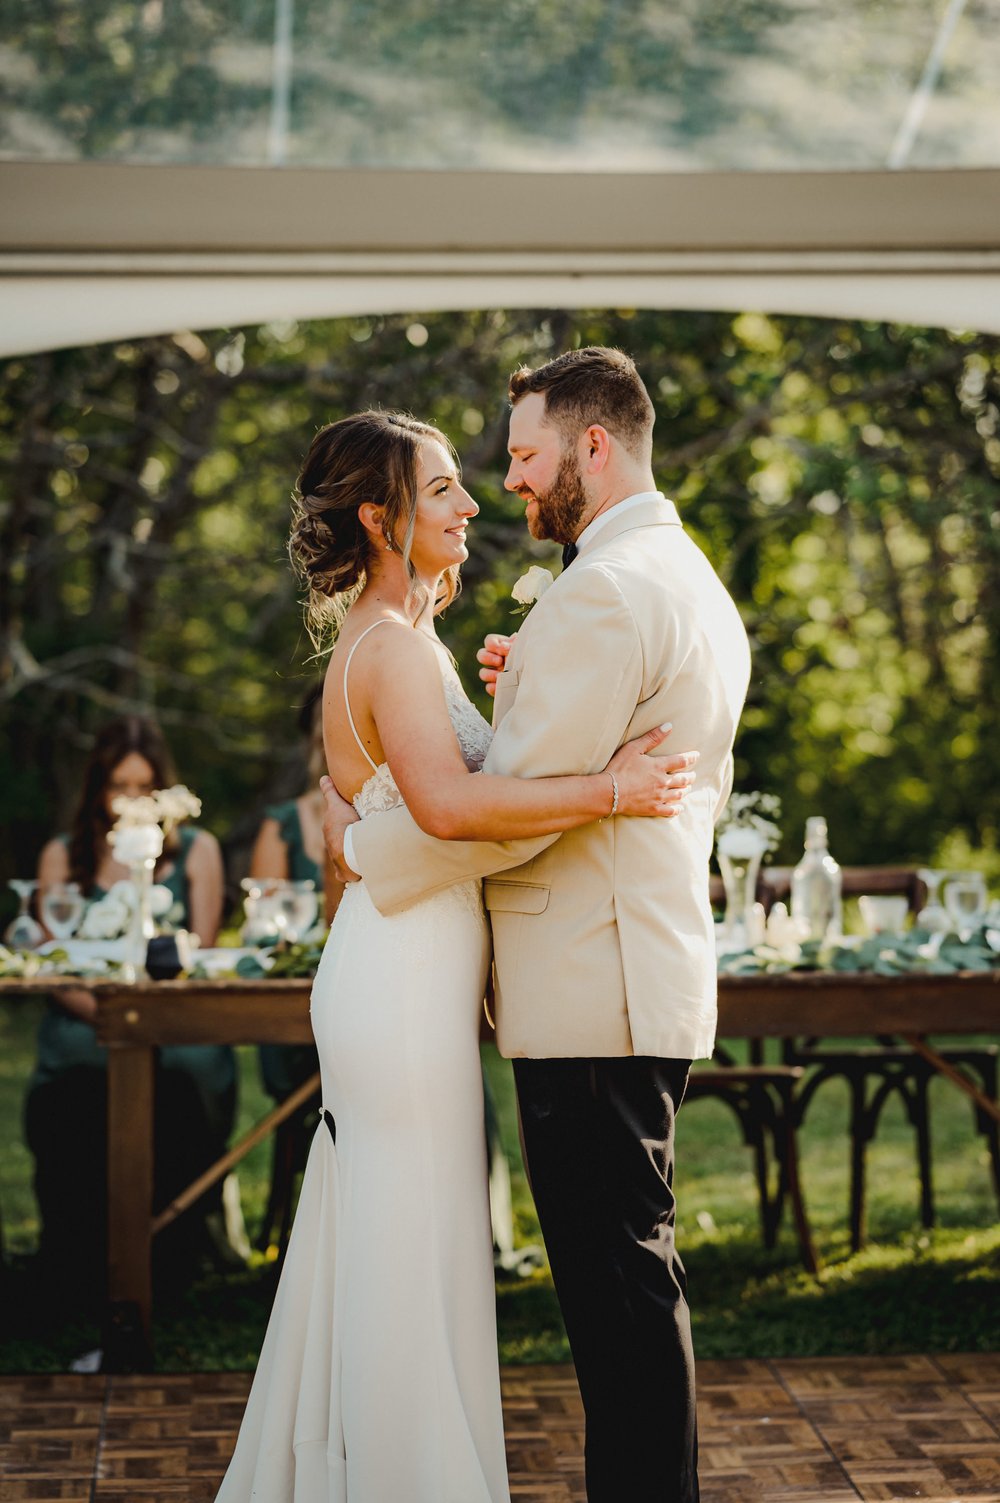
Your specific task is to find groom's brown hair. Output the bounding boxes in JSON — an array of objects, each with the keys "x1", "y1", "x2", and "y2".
[{"x1": 508, "y1": 346, "x2": 654, "y2": 459}]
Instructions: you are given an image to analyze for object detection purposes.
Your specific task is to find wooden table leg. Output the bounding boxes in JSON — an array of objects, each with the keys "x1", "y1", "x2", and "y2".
[{"x1": 105, "y1": 1040, "x2": 155, "y2": 1371}]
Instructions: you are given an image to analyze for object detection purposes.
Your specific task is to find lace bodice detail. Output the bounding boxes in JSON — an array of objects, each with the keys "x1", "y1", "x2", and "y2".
[
  {"x1": 352, "y1": 642, "x2": 492, "y2": 819},
  {"x1": 439, "y1": 653, "x2": 493, "y2": 772}
]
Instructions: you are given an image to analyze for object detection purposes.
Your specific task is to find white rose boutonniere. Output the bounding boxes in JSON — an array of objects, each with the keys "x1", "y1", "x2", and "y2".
[{"x1": 511, "y1": 565, "x2": 554, "y2": 617}]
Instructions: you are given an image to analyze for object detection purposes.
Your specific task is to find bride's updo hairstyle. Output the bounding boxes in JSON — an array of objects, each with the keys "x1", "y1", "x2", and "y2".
[{"x1": 288, "y1": 409, "x2": 462, "y2": 648}]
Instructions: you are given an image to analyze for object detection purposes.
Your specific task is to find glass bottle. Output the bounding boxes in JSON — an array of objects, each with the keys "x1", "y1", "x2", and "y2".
[{"x1": 791, "y1": 816, "x2": 842, "y2": 942}]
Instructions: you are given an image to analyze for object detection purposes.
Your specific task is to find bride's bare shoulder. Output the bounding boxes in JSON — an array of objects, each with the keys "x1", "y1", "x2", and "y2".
[
  {"x1": 326, "y1": 614, "x2": 411, "y2": 668},
  {"x1": 324, "y1": 617, "x2": 441, "y2": 708}
]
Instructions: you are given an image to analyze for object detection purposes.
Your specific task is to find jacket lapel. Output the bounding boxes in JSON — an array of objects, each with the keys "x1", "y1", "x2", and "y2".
[{"x1": 492, "y1": 498, "x2": 682, "y2": 730}]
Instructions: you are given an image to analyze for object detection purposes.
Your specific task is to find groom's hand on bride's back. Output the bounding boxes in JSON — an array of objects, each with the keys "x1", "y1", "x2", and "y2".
[
  {"x1": 477, "y1": 632, "x2": 515, "y2": 697},
  {"x1": 320, "y1": 776, "x2": 362, "y2": 883}
]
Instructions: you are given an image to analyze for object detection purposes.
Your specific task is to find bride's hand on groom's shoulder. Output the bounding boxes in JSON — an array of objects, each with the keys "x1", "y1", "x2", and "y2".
[
  {"x1": 606, "y1": 727, "x2": 700, "y2": 819},
  {"x1": 477, "y1": 632, "x2": 515, "y2": 697},
  {"x1": 319, "y1": 776, "x2": 362, "y2": 883}
]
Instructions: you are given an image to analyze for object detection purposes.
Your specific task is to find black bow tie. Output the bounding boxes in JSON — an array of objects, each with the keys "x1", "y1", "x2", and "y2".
[{"x1": 561, "y1": 541, "x2": 578, "y2": 570}]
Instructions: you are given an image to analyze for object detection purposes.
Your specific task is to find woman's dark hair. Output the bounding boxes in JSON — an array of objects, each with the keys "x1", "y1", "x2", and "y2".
[
  {"x1": 288, "y1": 409, "x2": 461, "y2": 648},
  {"x1": 67, "y1": 716, "x2": 179, "y2": 894}
]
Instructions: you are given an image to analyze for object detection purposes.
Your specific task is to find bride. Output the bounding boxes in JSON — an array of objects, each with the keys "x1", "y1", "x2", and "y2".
[{"x1": 215, "y1": 410, "x2": 694, "y2": 1503}]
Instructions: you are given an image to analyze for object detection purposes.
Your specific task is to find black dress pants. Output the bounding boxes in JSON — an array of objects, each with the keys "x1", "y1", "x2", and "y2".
[{"x1": 514, "y1": 1055, "x2": 699, "y2": 1503}]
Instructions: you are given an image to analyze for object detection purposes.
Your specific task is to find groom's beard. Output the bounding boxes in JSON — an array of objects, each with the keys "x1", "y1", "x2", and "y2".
[{"x1": 523, "y1": 450, "x2": 588, "y2": 545}]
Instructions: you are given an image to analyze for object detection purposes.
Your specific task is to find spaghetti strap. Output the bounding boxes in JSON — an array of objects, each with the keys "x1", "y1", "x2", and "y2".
[{"x1": 342, "y1": 619, "x2": 397, "y2": 774}]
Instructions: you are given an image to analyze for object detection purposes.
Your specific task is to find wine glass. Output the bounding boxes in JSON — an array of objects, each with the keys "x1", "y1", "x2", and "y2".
[
  {"x1": 916, "y1": 869, "x2": 951, "y2": 933},
  {"x1": 240, "y1": 877, "x2": 280, "y2": 945},
  {"x1": 272, "y1": 879, "x2": 317, "y2": 945},
  {"x1": 858, "y1": 895, "x2": 909, "y2": 937},
  {"x1": 5, "y1": 879, "x2": 45, "y2": 949},
  {"x1": 290, "y1": 880, "x2": 319, "y2": 940},
  {"x1": 944, "y1": 874, "x2": 988, "y2": 941},
  {"x1": 40, "y1": 882, "x2": 85, "y2": 943}
]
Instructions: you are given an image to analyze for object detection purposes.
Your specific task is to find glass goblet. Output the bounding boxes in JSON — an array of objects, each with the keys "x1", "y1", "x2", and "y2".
[
  {"x1": 5, "y1": 879, "x2": 45, "y2": 949},
  {"x1": 40, "y1": 882, "x2": 85, "y2": 942},
  {"x1": 944, "y1": 874, "x2": 988, "y2": 941},
  {"x1": 272, "y1": 879, "x2": 317, "y2": 945},
  {"x1": 240, "y1": 879, "x2": 282, "y2": 945},
  {"x1": 858, "y1": 894, "x2": 909, "y2": 937},
  {"x1": 916, "y1": 868, "x2": 951, "y2": 933},
  {"x1": 290, "y1": 880, "x2": 318, "y2": 940}
]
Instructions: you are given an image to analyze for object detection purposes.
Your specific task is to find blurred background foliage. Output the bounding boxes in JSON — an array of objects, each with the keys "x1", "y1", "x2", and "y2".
[
  {"x1": 2, "y1": 306, "x2": 999, "y2": 913},
  {"x1": 4, "y1": 0, "x2": 997, "y2": 170}
]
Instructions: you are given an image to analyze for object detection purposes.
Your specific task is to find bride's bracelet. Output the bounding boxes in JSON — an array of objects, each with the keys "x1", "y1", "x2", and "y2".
[{"x1": 602, "y1": 771, "x2": 619, "y2": 820}]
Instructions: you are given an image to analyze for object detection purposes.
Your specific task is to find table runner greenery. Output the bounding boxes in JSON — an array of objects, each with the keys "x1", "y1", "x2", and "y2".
[
  {"x1": 5, "y1": 924, "x2": 998, "y2": 984},
  {"x1": 0, "y1": 938, "x2": 327, "y2": 981},
  {"x1": 718, "y1": 924, "x2": 1000, "y2": 977}
]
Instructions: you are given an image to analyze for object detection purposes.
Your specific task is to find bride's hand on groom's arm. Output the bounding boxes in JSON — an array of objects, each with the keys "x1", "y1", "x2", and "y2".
[
  {"x1": 319, "y1": 776, "x2": 362, "y2": 883},
  {"x1": 477, "y1": 632, "x2": 515, "y2": 698}
]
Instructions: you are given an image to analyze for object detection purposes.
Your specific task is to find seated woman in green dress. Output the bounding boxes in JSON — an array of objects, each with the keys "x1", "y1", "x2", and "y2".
[{"x1": 25, "y1": 715, "x2": 236, "y2": 1308}]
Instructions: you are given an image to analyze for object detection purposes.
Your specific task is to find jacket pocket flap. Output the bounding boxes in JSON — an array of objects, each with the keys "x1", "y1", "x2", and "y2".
[{"x1": 483, "y1": 880, "x2": 550, "y2": 915}]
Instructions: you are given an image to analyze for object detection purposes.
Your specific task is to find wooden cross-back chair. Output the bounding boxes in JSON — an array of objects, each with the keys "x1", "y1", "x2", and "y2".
[
  {"x1": 688, "y1": 873, "x2": 818, "y2": 1271},
  {"x1": 761, "y1": 864, "x2": 1000, "y2": 1251}
]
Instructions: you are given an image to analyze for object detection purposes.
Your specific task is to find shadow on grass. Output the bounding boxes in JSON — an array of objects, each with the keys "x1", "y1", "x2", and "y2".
[
  {"x1": 493, "y1": 1227, "x2": 1000, "y2": 1367},
  {"x1": 2, "y1": 1221, "x2": 997, "y2": 1373},
  {"x1": 689, "y1": 1223, "x2": 1000, "y2": 1359}
]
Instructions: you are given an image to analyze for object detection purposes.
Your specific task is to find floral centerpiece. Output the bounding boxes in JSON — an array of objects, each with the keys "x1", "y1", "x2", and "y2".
[
  {"x1": 99, "y1": 783, "x2": 201, "y2": 980},
  {"x1": 715, "y1": 791, "x2": 782, "y2": 951},
  {"x1": 77, "y1": 878, "x2": 177, "y2": 940}
]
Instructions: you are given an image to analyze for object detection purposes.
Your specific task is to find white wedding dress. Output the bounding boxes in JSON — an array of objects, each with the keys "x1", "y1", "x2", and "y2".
[{"x1": 216, "y1": 622, "x2": 509, "y2": 1503}]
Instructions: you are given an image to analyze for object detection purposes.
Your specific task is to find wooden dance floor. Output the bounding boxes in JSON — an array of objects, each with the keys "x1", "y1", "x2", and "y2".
[{"x1": 1, "y1": 1354, "x2": 999, "y2": 1501}]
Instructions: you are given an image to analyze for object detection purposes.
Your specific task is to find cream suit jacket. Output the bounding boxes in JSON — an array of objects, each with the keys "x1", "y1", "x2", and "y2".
[{"x1": 349, "y1": 495, "x2": 751, "y2": 1061}]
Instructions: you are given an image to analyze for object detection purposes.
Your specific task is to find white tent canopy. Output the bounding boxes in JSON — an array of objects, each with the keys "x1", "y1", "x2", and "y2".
[
  {"x1": 2, "y1": 0, "x2": 999, "y2": 353},
  {"x1": 2, "y1": 161, "x2": 1000, "y2": 356}
]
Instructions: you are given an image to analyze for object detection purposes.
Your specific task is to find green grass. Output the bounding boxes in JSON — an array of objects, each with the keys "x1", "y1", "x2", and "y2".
[{"x1": 1, "y1": 999, "x2": 997, "y2": 1371}]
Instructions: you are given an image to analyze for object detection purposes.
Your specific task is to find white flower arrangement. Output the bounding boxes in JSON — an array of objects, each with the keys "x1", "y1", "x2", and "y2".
[
  {"x1": 109, "y1": 794, "x2": 161, "y2": 828},
  {"x1": 110, "y1": 823, "x2": 164, "y2": 867},
  {"x1": 78, "y1": 879, "x2": 176, "y2": 940},
  {"x1": 716, "y1": 791, "x2": 782, "y2": 859},
  {"x1": 511, "y1": 565, "x2": 554, "y2": 615},
  {"x1": 87, "y1": 783, "x2": 202, "y2": 944},
  {"x1": 110, "y1": 783, "x2": 201, "y2": 831},
  {"x1": 107, "y1": 783, "x2": 201, "y2": 867}
]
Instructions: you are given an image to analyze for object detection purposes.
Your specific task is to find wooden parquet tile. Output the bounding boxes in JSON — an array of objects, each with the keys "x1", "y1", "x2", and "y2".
[
  {"x1": 772, "y1": 1355, "x2": 1000, "y2": 1503},
  {"x1": 1, "y1": 1356, "x2": 999, "y2": 1501}
]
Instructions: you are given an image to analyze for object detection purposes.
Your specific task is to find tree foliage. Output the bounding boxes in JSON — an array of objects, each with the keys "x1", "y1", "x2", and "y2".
[
  {"x1": 2, "y1": 308, "x2": 998, "y2": 906},
  {"x1": 3, "y1": 0, "x2": 995, "y2": 169}
]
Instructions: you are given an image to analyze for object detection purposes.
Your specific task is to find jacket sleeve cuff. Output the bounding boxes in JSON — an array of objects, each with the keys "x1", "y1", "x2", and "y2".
[{"x1": 342, "y1": 823, "x2": 361, "y2": 878}]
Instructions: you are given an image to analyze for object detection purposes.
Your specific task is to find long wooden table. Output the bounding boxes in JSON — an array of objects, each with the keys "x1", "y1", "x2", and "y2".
[{"x1": 6, "y1": 969, "x2": 1000, "y2": 1368}]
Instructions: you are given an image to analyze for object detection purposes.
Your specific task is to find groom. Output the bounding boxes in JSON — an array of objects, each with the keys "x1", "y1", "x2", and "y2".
[{"x1": 321, "y1": 347, "x2": 750, "y2": 1502}]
